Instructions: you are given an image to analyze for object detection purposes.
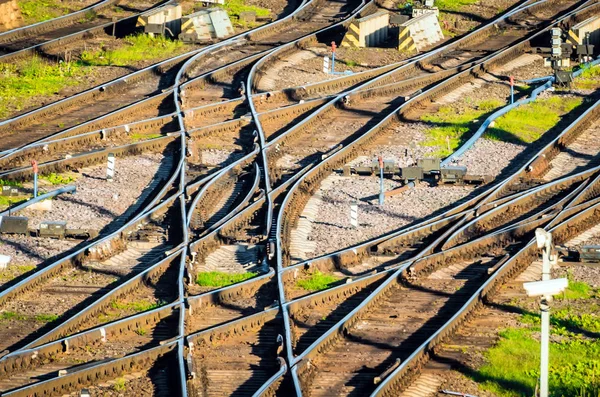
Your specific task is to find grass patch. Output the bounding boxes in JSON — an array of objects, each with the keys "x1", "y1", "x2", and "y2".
[
  {"x1": 0, "y1": 264, "x2": 36, "y2": 280},
  {"x1": 344, "y1": 60, "x2": 358, "y2": 67},
  {"x1": 113, "y1": 377, "x2": 126, "y2": 392},
  {"x1": 296, "y1": 270, "x2": 339, "y2": 291},
  {"x1": 477, "y1": 326, "x2": 600, "y2": 396},
  {"x1": 0, "y1": 56, "x2": 86, "y2": 118},
  {"x1": 219, "y1": 0, "x2": 270, "y2": 21},
  {"x1": 0, "y1": 311, "x2": 27, "y2": 321},
  {"x1": 196, "y1": 271, "x2": 257, "y2": 287},
  {"x1": 17, "y1": 0, "x2": 74, "y2": 24},
  {"x1": 80, "y1": 34, "x2": 184, "y2": 67},
  {"x1": 420, "y1": 99, "x2": 504, "y2": 157},
  {"x1": 110, "y1": 299, "x2": 163, "y2": 313},
  {"x1": 129, "y1": 133, "x2": 162, "y2": 142},
  {"x1": 0, "y1": 195, "x2": 27, "y2": 208},
  {"x1": 558, "y1": 280, "x2": 594, "y2": 301},
  {"x1": 575, "y1": 65, "x2": 600, "y2": 90},
  {"x1": 40, "y1": 173, "x2": 75, "y2": 185},
  {"x1": 487, "y1": 97, "x2": 583, "y2": 144},
  {"x1": 435, "y1": 0, "x2": 478, "y2": 11},
  {"x1": 0, "y1": 179, "x2": 23, "y2": 187},
  {"x1": 34, "y1": 313, "x2": 59, "y2": 322}
]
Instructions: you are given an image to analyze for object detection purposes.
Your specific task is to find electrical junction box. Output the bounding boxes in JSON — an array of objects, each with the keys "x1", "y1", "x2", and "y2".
[
  {"x1": 39, "y1": 221, "x2": 67, "y2": 239},
  {"x1": 0, "y1": 216, "x2": 28, "y2": 235}
]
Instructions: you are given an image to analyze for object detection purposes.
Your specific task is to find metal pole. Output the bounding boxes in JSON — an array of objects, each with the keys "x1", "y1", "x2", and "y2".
[
  {"x1": 510, "y1": 76, "x2": 515, "y2": 104},
  {"x1": 31, "y1": 160, "x2": 38, "y2": 197},
  {"x1": 378, "y1": 156, "x2": 384, "y2": 205},
  {"x1": 540, "y1": 298, "x2": 550, "y2": 397},
  {"x1": 331, "y1": 41, "x2": 336, "y2": 74}
]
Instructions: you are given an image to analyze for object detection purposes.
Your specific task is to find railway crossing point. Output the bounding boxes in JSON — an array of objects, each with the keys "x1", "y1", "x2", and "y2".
[{"x1": 106, "y1": 153, "x2": 116, "y2": 182}]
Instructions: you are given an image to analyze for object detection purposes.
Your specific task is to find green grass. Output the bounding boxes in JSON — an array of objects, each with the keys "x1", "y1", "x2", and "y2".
[
  {"x1": 110, "y1": 299, "x2": 163, "y2": 313},
  {"x1": 296, "y1": 270, "x2": 339, "y2": 291},
  {"x1": 0, "y1": 264, "x2": 36, "y2": 280},
  {"x1": 196, "y1": 271, "x2": 257, "y2": 287},
  {"x1": 0, "y1": 311, "x2": 27, "y2": 321},
  {"x1": 80, "y1": 34, "x2": 184, "y2": 67},
  {"x1": 420, "y1": 99, "x2": 504, "y2": 157},
  {"x1": 487, "y1": 97, "x2": 583, "y2": 144},
  {"x1": 219, "y1": 0, "x2": 270, "y2": 21},
  {"x1": 18, "y1": 0, "x2": 72, "y2": 24},
  {"x1": 575, "y1": 65, "x2": 600, "y2": 90},
  {"x1": 344, "y1": 60, "x2": 359, "y2": 67},
  {"x1": 558, "y1": 280, "x2": 595, "y2": 301},
  {"x1": 477, "y1": 326, "x2": 600, "y2": 397},
  {"x1": 40, "y1": 173, "x2": 75, "y2": 185},
  {"x1": 129, "y1": 133, "x2": 163, "y2": 143},
  {"x1": 0, "y1": 179, "x2": 23, "y2": 187},
  {"x1": 34, "y1": 314, "x2": 59, "y2": 322},
  {"x1": 0, "y1": 56, "x2": 85, "y2": 118},
  {"x1": 435, "y1": 0, "x2": 478, "y2": 11},
  {"x1": 113, "y1": 377, "x2": 126, "y2": 392},
  {"x1": 0, "y1": 196, "x2": 27, "y2": 208}
]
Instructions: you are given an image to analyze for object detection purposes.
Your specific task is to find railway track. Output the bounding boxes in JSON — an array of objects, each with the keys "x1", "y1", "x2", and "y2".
[{"x1": 1, "y1": 0, "x2": 600, "y2": 394}]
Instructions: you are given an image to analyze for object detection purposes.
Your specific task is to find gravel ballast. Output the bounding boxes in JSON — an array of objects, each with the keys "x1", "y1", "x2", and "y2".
[
  {"x1": 306, "y1": 175, "x2": 472, "y2": 257},
  {"x1": 0, "y1": 153, "x2": 167, "y2": 271}
]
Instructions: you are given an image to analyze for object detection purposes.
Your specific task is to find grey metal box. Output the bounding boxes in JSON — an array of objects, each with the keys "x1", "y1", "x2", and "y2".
[
  {"x1": 417, "y1": 158, "x2": 440, "y2": 173},
  {"x1": 401, "y1": 166, "x2": 423, "y2": 181},
  {"x1": 2, "y1": 186, "x2": 20, "y2": 196},
  {"x1": 441, "y1": 166, "x2": 467, "y2": 181},
  {"x1": 0, "y1": 216, "x2": 28, "y2": 235},
  {"x1": 39, "y1": 221, "x2": 67, "y2": 239}
]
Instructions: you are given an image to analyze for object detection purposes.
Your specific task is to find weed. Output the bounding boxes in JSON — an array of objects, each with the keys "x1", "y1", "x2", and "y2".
[
  {"x1": 135, "y1": 328, "x2": 147, "y2": 336},
  {"x1": 296, "y1": 270, "x2": 339, "y2": 291},
  {"x1": 344, "y1": 60, "x2": 358, "y2": 67},
  {"x1": 0, "y1": 311, "x2": 27, "y2": 321},
  {"x1": 434, "y1": 0, "x2": 478, "y2": 11},
  {"x1": 17, "y1": 0, "x2": 71, "y2": 24},
  {"x1": 110, "y1": 299, "x2": 163, "y2": 313},
  {"x1": 40, "y1": 173, "x2": 75, "y2": 185},
  {"x1": 575, "y1": 65, "x2": 600, "y2": 90},
  {"x1": 557, "y1": 279, "x2": 594, "y2": 301},
  {"x1": 0, "y1": 179, "x2": 23, "y2": 187},
  {"x1": 0, "y1": 56, "x2": 85, "y2": 118},
  {"x1": 196, "y1": 271, "x2": 257, "y2": 287},
  {"x1": 487, "y1": 97, "x2": 583, "y2": 144},
  {"x1": 35, "y1": 314, "x2": 59, "y2": 322},
  {"x1": 217, "y1": 0, "x2": 270, "y2": 23},
  {"x1": 113, "y1": 377, "x2": 126, "y2": 392},
  {"x1": 84, "y1": 9, "x2": 97, "y2": 21},
  {"x1": 129, "y1": 133, "x2": 162, "y2": 143},
  {"x1": 0, "y1": 196, "x2": 27, "y2": 208},
  {"x1": 80, "y1": 34, "x2": 184, "y2": 67},
  {"x1": 420, "y1": 100, "x2": 502, "y2": 157},
  {"x1": 476, "y1": 326, "x2": 600, "y2": 396}
]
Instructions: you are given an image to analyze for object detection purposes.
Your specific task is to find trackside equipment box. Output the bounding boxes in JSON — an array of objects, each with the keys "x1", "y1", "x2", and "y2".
[
  {"x1": 179, "y1": 8, "x2": 234, "y2": 42},
  {"x1": 39, "y1": 221, "x2": 67, "y2": 239},
  {"x1": 0, "y1": 216, "x2": 28, "y2": 235},
  {"x1": 137, "y1": 3, "x2": 183, "y2": 37}
]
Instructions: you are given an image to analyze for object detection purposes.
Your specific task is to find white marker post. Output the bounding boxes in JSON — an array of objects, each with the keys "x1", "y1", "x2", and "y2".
[
  {"x1": 106, "y1": 153, "x2": 116, "y2": 182},
  {"x1": 350, "y1": 201, "x2": 358, "y2": 228},
  {"x1": 323, "y1": 56, "x2": 330, "y2": 74}
]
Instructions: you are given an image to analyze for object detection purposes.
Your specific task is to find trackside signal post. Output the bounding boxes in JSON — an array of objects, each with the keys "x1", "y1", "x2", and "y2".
[{"x1": 523, "y1": 229, "x2": 568, "y2": 397}]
